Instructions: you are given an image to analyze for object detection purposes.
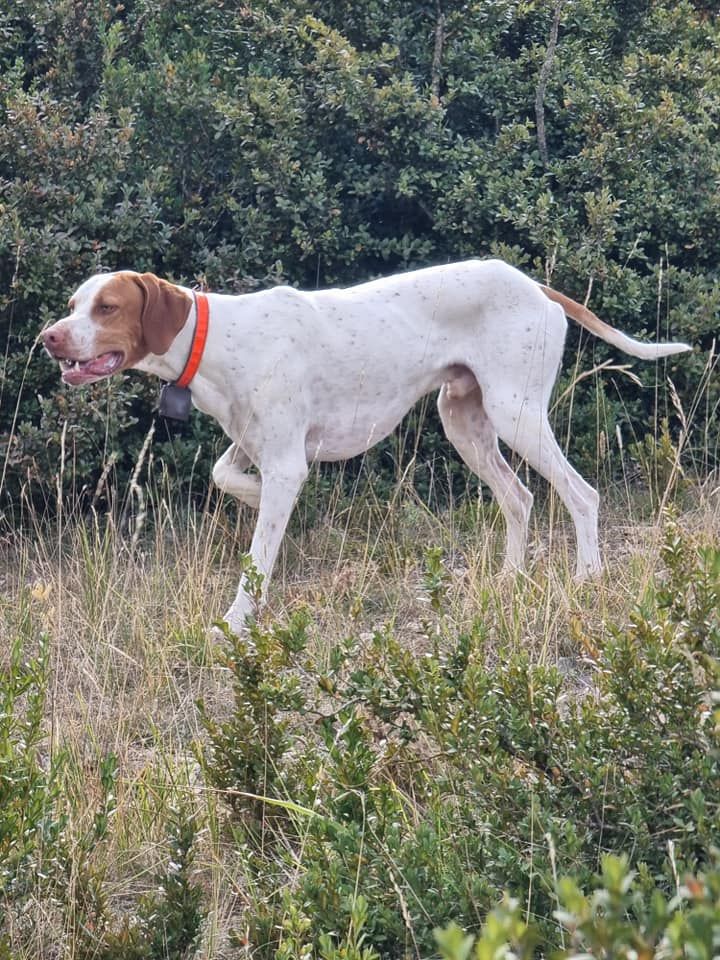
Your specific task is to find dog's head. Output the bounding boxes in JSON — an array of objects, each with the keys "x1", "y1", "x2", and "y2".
[{"x1": 42, "y1": 271, "x2": 191, "y2": 386}]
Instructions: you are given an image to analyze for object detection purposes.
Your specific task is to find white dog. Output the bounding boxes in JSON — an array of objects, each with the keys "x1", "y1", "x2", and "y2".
[{"x1": 42, "y1": 259, "x2": 690, "y2": 630}]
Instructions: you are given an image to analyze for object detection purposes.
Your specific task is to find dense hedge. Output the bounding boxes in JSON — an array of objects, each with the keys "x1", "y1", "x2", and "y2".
[{"x1": 1, "y1": 0, "x2": 718, "y2": 511}]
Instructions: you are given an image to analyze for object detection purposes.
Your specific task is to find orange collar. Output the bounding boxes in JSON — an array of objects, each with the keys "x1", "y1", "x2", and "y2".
[{"x1": 175, "y1": 291, "x2": 209, "y2": 388}]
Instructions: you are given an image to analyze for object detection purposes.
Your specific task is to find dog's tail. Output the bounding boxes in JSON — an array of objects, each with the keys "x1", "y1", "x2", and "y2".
[{"x1": 540, "y1": 285, "x2": 692, "y2": 360}]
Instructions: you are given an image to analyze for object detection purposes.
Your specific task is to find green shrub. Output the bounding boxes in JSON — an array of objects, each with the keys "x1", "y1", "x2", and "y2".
[
  {"x1": 201, "y1": 519, "x2": 719, "y2": 956},
  {"x1": 436, "y1": 854, "x2": 720, "y2": 960},
  {"x1": 1, "y1": 0, "x2": 718, "y2": 509},
  {"x1": 74, "y1": 809, "x2": 206, "y2": 960},
  {"x1": 0, "y1": 628, "x2": 67, "y2": 902},
  {"x1": 0, "y1": 610, "x2": 205, "y2": 957}
]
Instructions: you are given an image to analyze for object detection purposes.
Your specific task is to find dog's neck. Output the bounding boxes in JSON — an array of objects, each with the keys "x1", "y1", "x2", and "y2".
[{"x1": 133, "y1": 290, "x2": 234, "y2": 428}]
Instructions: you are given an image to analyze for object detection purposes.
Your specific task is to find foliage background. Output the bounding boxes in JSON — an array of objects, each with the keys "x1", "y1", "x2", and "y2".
[{"x1": 1, "y1": 0, "x2": 718, "y2": 511}]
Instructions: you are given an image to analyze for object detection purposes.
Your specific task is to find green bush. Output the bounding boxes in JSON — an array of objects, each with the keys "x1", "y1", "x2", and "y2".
[
  {"x1": 70, "y1": 809, "x2": 205, "y2": 960},
  {"x1": 437, "y1": 854, "x2": 720, "y2": 960},
  {"x1": 200, "y1": 517, "x2": 719, "y2": 956},
  {"x1": 0, "y1": 608, "x2": 205, "y2": 957},
  {"x1": 0, "y1": 628, "x2": 67, "y2": 902},
  {"x1": 1, "y1": 0, "x2": 717, "y2": 511}
]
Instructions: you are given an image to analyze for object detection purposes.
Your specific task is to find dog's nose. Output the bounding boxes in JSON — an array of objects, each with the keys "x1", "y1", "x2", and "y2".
[{"x1": 42, "y1": 324, "x2": 67, "y2": 355}]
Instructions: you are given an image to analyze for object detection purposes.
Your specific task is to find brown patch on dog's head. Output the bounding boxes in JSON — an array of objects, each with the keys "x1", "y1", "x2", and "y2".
[
  {"x1": 90, "y1": 272, "x2": 192, "y2": 368},
  {"x1": 127, "y1": 272, "x2": 192, "y2": 358}
]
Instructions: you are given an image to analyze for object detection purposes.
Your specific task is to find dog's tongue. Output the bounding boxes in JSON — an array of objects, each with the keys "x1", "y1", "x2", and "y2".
[{"x1": 62, "y1": 352, "x2": 123, "y2": 385}]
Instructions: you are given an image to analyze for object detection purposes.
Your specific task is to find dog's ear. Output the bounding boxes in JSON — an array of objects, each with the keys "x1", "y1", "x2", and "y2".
[{"x1": 132, "y1": 272, "x2": 191, "y2": 356}]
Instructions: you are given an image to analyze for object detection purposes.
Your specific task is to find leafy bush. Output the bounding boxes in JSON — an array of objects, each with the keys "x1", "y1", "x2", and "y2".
[
  {"x1": 0, "y1": 610, "x2": 205, "y2": 957},
  {"x1": 1, "y1": 0, "x2": 717, "y2": 511},
  {"x1": 437, "y1": 854, "x2": 720, "y2": 960},
  {"x1": 70, "y1": 808, "x2": 205, "y2": 960},
  {"x1": 0, "y1": 627, "x2": 67, "y2": 902},
  {"x1": 200, "y1": 517, "x2": 719, "y2": 956}
]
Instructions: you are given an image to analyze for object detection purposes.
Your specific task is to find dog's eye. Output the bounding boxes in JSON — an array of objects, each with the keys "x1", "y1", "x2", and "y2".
[{"x1": 98, "y1": 303, "x2": 117, "y2": 314}]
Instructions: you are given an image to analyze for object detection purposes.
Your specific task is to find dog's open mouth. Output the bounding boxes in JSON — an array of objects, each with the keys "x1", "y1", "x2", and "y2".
[{"x1": 57, "y1": 351, "x2": 124, "y2": 386}]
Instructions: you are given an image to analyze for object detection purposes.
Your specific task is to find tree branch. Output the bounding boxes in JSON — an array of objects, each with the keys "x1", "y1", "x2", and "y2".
[
  {"x1": 430, "y1": 0, "x2": 445, "y2": 104},
  {"x1": 535, "y1": 0, "x2": 564, "y2": 166}
]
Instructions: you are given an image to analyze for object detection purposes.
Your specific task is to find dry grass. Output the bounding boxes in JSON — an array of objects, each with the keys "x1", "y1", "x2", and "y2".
[{"x1": 1, "y1": 466, "x2": 718, "y2": 954}]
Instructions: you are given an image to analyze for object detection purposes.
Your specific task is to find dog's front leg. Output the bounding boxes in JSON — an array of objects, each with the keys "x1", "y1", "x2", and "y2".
[
  {"x1": 212, "y1": 443, "x2": 261, "y2": 509},
  {"x1": 223, "y1": 456, "x2": 308, "y2": 633}
]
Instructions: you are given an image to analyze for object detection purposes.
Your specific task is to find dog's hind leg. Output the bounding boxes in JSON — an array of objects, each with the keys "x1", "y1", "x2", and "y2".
[
  {"x1": 484, "y1": 400, "x2": 601, "y2": 580},
  {"x1": 438, "y1": 375, "x2": 533, "y2": 572}
]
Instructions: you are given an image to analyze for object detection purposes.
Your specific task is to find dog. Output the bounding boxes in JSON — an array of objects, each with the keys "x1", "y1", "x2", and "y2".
[{"x1": 42, "y1": 259, "x2": 691, "y2": 631}]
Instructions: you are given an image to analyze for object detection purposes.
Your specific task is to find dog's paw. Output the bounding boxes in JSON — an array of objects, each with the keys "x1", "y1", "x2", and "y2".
[
  {"x1": 207, "y1": 616, "x2": 251, "y2": 648},
  {"x1": 221, "y1": 600, "x2": 256, "y2": 636},
  {"x1": 574, "y1": 554, "x2": 603, "y2": 582},
  {"x1": 498, "y1": 560, "x2": 525, "y2": 581},
  {"x1": 207, "y1": 622, "x2": 233, "y2": 646}
]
